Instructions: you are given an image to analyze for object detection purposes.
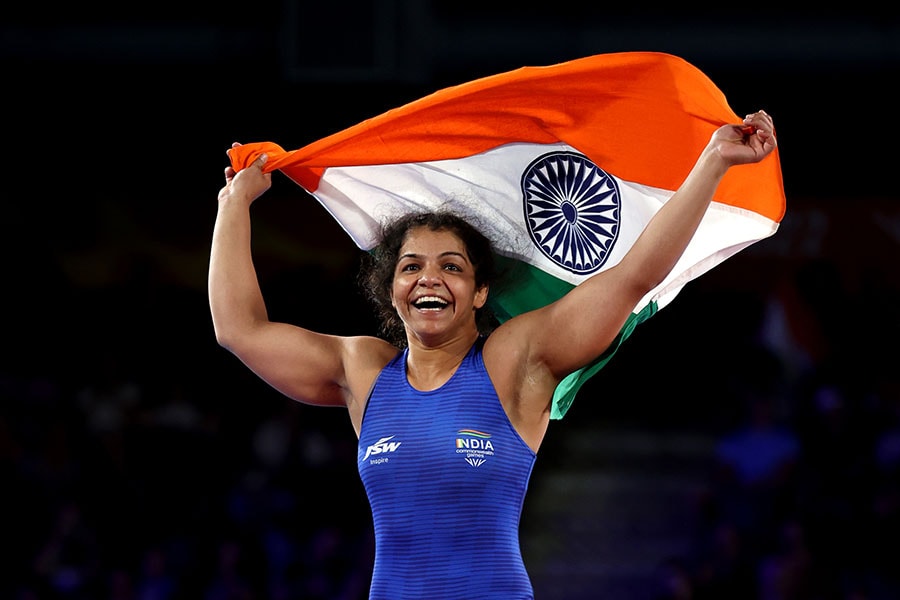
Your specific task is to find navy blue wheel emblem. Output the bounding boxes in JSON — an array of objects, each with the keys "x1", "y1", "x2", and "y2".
[{"x1": 522, "y1": 151, "x2": 620, "y2": 275}]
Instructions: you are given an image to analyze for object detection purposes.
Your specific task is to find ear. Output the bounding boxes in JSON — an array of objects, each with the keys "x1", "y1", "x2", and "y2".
[{"x1": 474, "y1": 285, "x2": 489, "y2": 310}]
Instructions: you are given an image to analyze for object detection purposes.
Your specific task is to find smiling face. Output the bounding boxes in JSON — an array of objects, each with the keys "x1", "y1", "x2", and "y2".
[{"x1": 390, "y1": 226, "x2": 489, "y2": 345}]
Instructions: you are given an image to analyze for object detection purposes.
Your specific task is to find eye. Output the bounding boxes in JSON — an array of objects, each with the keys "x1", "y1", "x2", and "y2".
[
  {"x1": 400, "y1": 263, "x2": 420, "y2": 272},
  {"x1": 443, "y1": 263, "x2": 462, "y2": 272}
]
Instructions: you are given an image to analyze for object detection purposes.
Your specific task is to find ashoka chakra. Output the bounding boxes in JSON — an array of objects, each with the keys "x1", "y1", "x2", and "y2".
[{"x1": 522, "y1": 151, "x2": 620, "y2": 275}]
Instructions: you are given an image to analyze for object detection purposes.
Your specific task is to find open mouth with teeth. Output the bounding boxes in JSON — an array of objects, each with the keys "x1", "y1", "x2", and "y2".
[{"x1": 413, "y1": 296, "x2": 449, "y2": 311}]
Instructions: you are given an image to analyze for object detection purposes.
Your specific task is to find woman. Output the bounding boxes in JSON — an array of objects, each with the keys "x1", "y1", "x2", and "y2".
[{"x1": 209, "y1": 110, "x2": 777, "y2": 599}]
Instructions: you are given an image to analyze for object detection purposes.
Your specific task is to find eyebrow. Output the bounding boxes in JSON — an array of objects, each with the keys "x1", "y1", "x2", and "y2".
[{"x1": 398, "y1": 251, "x2": 468, "y2": 261}]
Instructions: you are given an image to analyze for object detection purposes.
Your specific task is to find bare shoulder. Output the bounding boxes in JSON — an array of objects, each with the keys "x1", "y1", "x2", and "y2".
[{"x1": 342, "y1": 335, "x2": 400, "y2": 372}]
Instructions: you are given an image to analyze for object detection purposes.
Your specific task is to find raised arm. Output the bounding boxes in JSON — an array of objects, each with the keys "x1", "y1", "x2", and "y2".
[
  {"x1": 501, "y1": 111, "x2": 778, "y2": 391},
  {"x1": 208, "y1": 147, "x2": 395, "y2": 418}
]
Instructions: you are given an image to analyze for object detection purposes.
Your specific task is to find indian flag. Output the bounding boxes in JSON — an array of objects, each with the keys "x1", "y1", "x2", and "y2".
[{"x1": 228, "y1": 51, "x2": 786, "y2": 419}]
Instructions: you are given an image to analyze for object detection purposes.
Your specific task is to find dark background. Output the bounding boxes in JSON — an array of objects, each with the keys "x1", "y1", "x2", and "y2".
[{"x1": 3, "y1": 2, "x2": 899, "y2": 599}]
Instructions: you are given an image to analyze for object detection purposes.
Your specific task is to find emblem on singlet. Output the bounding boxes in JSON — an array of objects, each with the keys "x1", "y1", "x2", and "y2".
[
  {"x1": 455, "y1": 429, "x2": 494, "y2": 467},
  {"x1": 522, "y1": 151, "x2": 621, "y2": 275},
  {"x1": 363, "y1": 435, "x2": 402, "y2": 464}
]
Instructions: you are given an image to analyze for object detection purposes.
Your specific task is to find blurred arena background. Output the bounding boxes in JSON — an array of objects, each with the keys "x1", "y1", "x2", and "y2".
[{"x1": 2, "y1": 2, "x2": 898, "y2": 598}]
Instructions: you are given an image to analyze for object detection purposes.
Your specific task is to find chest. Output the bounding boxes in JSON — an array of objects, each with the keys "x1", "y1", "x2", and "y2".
[{"x1": 357, "y1": 357, "x2": 533, "y2": 492}]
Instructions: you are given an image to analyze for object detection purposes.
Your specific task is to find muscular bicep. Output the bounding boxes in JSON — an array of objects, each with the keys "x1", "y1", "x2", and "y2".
[
  {"x1": 531, "y1": 265, "x2": 646, "y2": 379},
  {"x1": 221, "y1": 321, "x2": 375, "y2": 408}
]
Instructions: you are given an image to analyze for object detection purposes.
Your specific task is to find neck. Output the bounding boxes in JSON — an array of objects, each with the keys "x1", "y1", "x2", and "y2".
[{"x1": 404, "y1": 330, "x2": 480, "y2": 391}]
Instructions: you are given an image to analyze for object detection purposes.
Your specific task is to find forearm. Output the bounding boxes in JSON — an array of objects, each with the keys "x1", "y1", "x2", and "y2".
[
  {"x1": 621, "y1": 145, "x2": 729, "y2": 289},
  {"x1": 208, "y1": 199, "x2": 269, "y2": 348}
]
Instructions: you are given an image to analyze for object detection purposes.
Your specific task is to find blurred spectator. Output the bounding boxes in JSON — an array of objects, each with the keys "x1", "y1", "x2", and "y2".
[
  {"x1": 134, "y1": 545, "x2": 177, "y2": 600},
  {"x1": 756, "y1": 517, "x2": 816, "y2": 600},
  {"x1": 652, "y1": 556, "x2": 694, "y2": 600},
  {"x1": 757, "y1": 261, "x2": 837, "y2": 385},
  {"x1": 32, "y1": 499, "x2": 102, "y2": 598},
  {"x1": 691, "y1": 519, "x2": 756, "y2": 600},
  {"x1": 75, "y1": 351, "x2": 141, "y2": 439},
  {"x1": 108, "y1": 567, "x2": 135, "y2": 600},
  {"x1": 203, "y1": 538, "x2": 257, "y2": 600},
  {"x1": 711, "y1": 391, "x2": 801, "y2": 556},
  {"x1": 794, "y1": 380, "x2": 875, "y2": 588}
]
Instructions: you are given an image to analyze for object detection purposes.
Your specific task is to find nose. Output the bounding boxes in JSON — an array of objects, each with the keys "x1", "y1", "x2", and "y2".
[{"x1": 417, "y1": 264, "x2": 443, "y2": 287}]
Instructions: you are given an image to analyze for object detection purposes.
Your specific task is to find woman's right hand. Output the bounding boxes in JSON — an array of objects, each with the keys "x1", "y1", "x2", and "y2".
[{"x1": 218, "y1": 142, "x2": 272, "y2": 206}]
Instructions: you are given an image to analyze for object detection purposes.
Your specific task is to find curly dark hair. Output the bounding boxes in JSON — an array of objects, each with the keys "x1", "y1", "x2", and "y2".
[{"x1": 358, "y1": 211, "x2": 500, "y2": 347}]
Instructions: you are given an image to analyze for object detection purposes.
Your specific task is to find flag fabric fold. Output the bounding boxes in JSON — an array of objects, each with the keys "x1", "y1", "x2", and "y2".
[{"x1": 228, "y1": 51, "x2": 786, "y2": 419}]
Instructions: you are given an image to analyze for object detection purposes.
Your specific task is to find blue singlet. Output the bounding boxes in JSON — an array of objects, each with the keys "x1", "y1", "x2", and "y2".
[{"x1": 358, "y1": 338, "x2": 537, "y2": 599}]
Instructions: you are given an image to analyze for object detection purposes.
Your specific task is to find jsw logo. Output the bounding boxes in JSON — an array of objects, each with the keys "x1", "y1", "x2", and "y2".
[{"x1": 363, "y1": 436, "x2": 402, "y2": 461}]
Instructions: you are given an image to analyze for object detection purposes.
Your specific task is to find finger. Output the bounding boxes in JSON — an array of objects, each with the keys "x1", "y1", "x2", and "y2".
[
  {"x1": 254, "y1": 153, "x2": 270, "y2": 176},
  {"x1": 745, "y1": 111, "x2": 773, "y2": 129},
  {"x1": 741, "y1": 112, "x2": 774, "y2": 141}
]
